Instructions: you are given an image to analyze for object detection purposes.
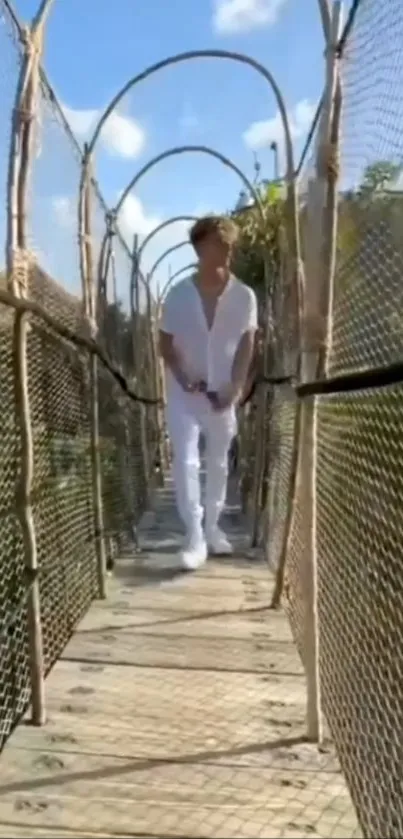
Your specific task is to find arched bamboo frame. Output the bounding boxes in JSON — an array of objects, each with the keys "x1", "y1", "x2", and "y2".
[
  {"x1": 117, "y1": 146, "x2": 263, "y2": 219},
  {"x1": 82, "y1": 49, "x2": 294, "y2": 178},
  {"x1": 137, "y1": 215, "x2": 198, "y2": 264},
  {"x1": 147, "y1": 240, "x2": 192, "y2": 287},
  {"x1": 95, "y1": 145, "x2": 264, "y2": 297},
  {"x1": 78, "y1": 49, "x2": 300, "y2": 333}
]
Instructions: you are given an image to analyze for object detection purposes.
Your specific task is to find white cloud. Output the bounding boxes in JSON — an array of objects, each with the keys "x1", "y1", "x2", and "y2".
[
  {"x1": 213, "y1": 0, "x2": 287, "y2": 34},
  {"x1": 119, "y1": 194, "x2": 161, "y2": 241},
  {"x1": 243, "y1": 98, "x2": 316, "y2": 151},
  {"x1": 61, "y1": 103, "x2": 146, "y2": 159}
]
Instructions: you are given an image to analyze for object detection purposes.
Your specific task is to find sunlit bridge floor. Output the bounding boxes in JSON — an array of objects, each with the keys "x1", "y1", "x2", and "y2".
[{"x1": 0, "y1": 477, "x2": 361, "y2": 838}]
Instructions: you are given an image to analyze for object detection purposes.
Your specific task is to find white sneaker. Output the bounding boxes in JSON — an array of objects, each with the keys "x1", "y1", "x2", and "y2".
[
  {"x1": 206, "y1": 527, "x2": 233, "y2": 556},
  {"x1": 180, "y1": 537, "x2": 207, "y2": 571}
]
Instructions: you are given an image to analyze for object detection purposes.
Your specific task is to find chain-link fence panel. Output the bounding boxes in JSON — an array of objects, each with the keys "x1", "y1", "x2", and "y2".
[
  {"x1": 29, "y1": 79, "x2": 83, "y2": 304},
  {"x1": 27, "y1": 292, "x2": 97, "y2": 675},
  {"x1": 0, "y1": 298, "x2": 30, "y2": 751},
  {"x1": 0, "y1": 0, "x2": 157, "y2": 755},
  {"x1": 97, "y1": 233, "x2": 157, "y2": 560},
  {"x1": 300, "y1": 2, "x2": 403, "y2": 836},
  {"x1": 316, "y1": 384, "x2": 403, "y2": 837},
  {"x1": 98, "y1": 365, "x2": 150, "y2": 555},
  {"x1": 329, "y1": 0, "x2": 403, "y2": 376},
  {"x1": 26, "y1": 51, "x2": 104, "y2": 673},
  {"x1": 266, "y1": 386, "x2": 297, "y2": 572},
  {"x1": 0, "y1": 2, "x2": 30, "y2": 752}
]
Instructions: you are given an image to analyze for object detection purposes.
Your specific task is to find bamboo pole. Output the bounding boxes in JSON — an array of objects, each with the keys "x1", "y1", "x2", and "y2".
[
  {"x1": 130, "y1": 235, "x2": 150, "y2": 504},
  {"x1": 269, "y1": 9, "x2": 326, "y2": 572},
  {"x1": 270, "y1": 0, "x2": 342, "y2": 745},
  {"x1": 82, "y1": 147, "x2": 107, "y2": 599},
  {"x1": 146, "y1": 280, "x2": 165, "y2": 485},
  {"x1": 5, "y1": 7, "x2": 52, "y2": 726},
  {"x1": 276, "y1": 0, "x2": 342, "y2": 743},
  {"x1": 302, "y1": 0, "x2": 342, "y2": 743},
  {"x1": 138, "y1": 215, "x2": 197, "y2": 264},
  {"x1": 109, "y1": 240, "x2": 137, "y2": 547},
  {"x1": 250, "y1": 255, "x2": 272, "y2": 547}
]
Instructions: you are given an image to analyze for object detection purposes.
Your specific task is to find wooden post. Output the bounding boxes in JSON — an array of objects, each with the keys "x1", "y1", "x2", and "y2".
[
  {"x1": 81, "y1": 146, "x2": 107, "y2": 599},
  {"x1": 6, "y1": 14, "x2": 49, "y2": 726},
  {"x1": 299, "y1": 0, "x2": 343, "y2": 742},
  {"x1": 145, "y1": 281, "x2": 164, "y2": 485},
  {"x1": 130, "y1": 235, "x2": 150, "y2": 503},
  {"x1": 250, "y1": 257, "x2": 271, "y2": 547}
]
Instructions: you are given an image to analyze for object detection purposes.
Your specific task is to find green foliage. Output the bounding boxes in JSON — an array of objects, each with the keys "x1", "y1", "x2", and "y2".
[
  {"x1": 337, "y1": 159, "x2": 403, "y2": 294},
  {"x1": 231, "y1": 181, "x2": 285, "y2": 294},
  {"x1": 358, "y1": 160, "x2": 402, "y2": 198}
]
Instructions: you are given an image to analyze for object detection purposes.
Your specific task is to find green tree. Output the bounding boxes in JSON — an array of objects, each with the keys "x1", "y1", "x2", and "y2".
[
  {"x1": 231, "y1": 181, "x2": 284, "y2": 298},
  {"x1": 358, "y1": 160, "x2": 402, "y2": 197}
]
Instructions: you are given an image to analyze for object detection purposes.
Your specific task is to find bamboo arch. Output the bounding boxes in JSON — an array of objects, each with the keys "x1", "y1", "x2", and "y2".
[
  {"x1": 117, "y1": 146, "x2": 263, "y2": 221},
  {"x1": 82, "y1": 49, "x2": 294, "y2": 174},
  {"x1": 137, "y1": 215, "x2": 198, "y2": 264},
  {"x1": 78, "y1": 49, "x2": 301, "y2": 330},
  {"x1": 147, "y1": 241, "x2": 191, "y2": 287},
  {"x1": 96, "y1": 144, "x2": 264, "y2": 297}
]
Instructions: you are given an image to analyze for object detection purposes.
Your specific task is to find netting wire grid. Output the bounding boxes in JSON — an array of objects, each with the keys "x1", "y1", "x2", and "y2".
[
  {"x1": 0, "y1": 0, "x2": 157, "y2": 751},
  {"x1": 247, "y1": 1, "x2": 403, "y2": 837}
]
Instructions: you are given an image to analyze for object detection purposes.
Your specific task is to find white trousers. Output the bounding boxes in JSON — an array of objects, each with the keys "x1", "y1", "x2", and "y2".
[{"x1": 166, "y1": 392, "x2": 236, "y2": 537}]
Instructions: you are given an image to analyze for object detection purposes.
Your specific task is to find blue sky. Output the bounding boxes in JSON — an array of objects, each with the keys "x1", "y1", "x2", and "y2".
[{"x1": 1, "y1": 0, "x2": 328, "y2": 303}]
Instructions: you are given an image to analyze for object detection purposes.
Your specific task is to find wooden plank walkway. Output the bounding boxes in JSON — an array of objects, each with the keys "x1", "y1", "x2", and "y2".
[{"x1": 0, "y1": 478, "x2": 361, "y2": 838}]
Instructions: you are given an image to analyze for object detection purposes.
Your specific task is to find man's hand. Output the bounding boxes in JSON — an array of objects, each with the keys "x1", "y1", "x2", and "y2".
[
  {"x1": 177, "y1": 370, "x2": 197, "y2": 393},
  {"x1": 160, "y1": 331, "x2": 200, "y2": 394},
  {"x1": 207, "y1": 382, "x2": 242, "y2": 412}
]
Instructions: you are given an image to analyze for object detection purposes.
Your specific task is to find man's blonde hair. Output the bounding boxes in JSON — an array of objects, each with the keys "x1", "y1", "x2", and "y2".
[{"x1": 189, "y1": 215, "x2": 239, "y2": 251}]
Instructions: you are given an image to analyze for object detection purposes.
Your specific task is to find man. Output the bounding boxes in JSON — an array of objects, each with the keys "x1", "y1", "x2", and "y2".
[{"x1": 159, "y1": 215, "x2": 258, "y2": 570}]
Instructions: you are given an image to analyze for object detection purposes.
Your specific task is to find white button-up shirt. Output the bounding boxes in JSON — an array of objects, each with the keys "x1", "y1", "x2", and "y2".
[{"x1": 160, "y1": 274, "x2": 258, "y2": 401}]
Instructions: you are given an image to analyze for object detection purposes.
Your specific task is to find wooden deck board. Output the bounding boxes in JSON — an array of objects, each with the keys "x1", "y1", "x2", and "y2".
[{"x1": 0, "y1": 479, "x2": 361, "y2": 838}]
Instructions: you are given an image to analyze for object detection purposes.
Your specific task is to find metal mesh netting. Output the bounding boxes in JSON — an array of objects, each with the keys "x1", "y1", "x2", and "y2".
[
  {"x1": 316, "y1": 386, "x2": 403, "y2": 838},
  {"x1": 0, "y1": 0, "x2": 158, "y2": 753},
  {"x1": 0, "y1": 300, "x2": 30, "y2": 751},
  {"x1": 263, "y1": 206, "x2": 300, "y2": 568},
  {"x1": 30, "y1": 79, "x2": 83, "y2": 303},
  {"x1": 0, "y1": 2, "x2": 31, "y2": 752},
  {"x1": 265, "y1": 387, "x2": 296, "y2": 572},
  {"x1": 97, "y1": 233, "x2": 157, "y2": 558},
  {"x1": 309, "y1": 1, "x2": 403, "y2": 835},
  {"x1": 329, "y1": 0, "x2": 403, "y2": 376},
  {"x1": 28, "y1": 314, "x2": 97, "y2": 675}
]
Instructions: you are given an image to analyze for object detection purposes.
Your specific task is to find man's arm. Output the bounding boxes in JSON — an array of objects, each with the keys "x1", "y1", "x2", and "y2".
[
  {"x1": 231, "y1": 329, "x2": 256, "y2": 404},
  {"x1": 213, "y1": 288, "x2": 258, "y2": 411},
  {"x1": 159, "y1": 330, "x2": 194, "y2": 392}
]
